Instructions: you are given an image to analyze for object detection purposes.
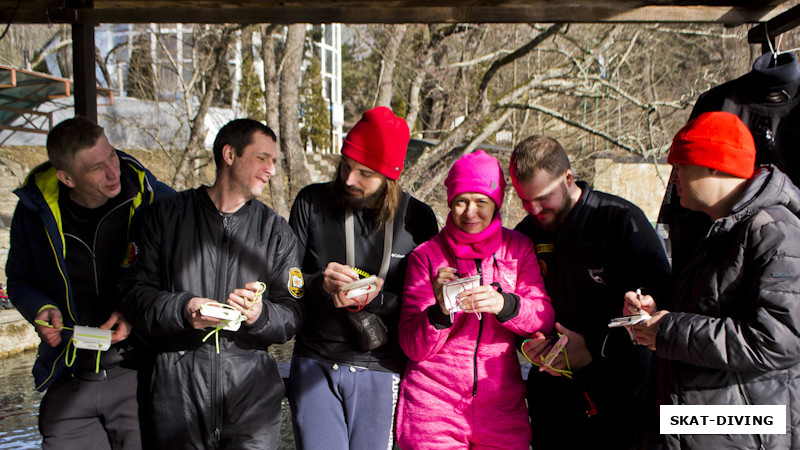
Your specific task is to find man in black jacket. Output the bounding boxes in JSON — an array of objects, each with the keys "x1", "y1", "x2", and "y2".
[
  {"x1": 288, "y1": 106, "x2": 438, "y2": 450},
  {"x1": 7, "y1": 117, "x2": 174, "y2": 449},
  {"x1": 626, "y1": 111, "x2": 800, "y2": 449},
  {"x1": 510, "y1": 135, "x2": 670, "y2": 449},
  {"x1": 119, "y1": 119, "x2": 303, "y2": 449}
]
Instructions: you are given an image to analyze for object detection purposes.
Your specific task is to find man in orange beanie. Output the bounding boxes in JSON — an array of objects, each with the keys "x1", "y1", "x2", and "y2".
[
  {"x1": 624, "y1": 111, "x2": 800, "y2": 449},
  {"x1": 288, "y1": 106, "x2": 439, "y2": 449}
]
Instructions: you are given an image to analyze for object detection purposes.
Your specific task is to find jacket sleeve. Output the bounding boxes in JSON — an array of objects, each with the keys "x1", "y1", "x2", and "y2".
[
  {"x1": 621, "y1": 207, "x2": 671, "y2": 303},
  {"x1": 595, "y1": 205, "x2": 670, "y2": 359},
  {"x1": 118, "y1": 203, "x2": 195, "y2": 337},
  {"x1": 6, "y1": 203, "x2": 63, "y2": 324},
  {"x1": 288, "y1": 188, "x2": 331, "y2": 308},
  {"x1": 656, "y1": 215, "x2": 800, "y2": 372},
  {"x1": 240, "y1": 221, "x2": 303, "y2": 345},
  {"x1": 496, "y1": 235, "x2": 554, "y2": 337},
  {"x1": 398, "y1": 246, "x2": 455, "y2": 362}
]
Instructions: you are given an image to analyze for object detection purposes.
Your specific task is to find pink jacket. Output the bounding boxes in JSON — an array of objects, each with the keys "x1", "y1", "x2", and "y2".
[{"x1": 397, "y1": 228, "x2": 554, "y2": 449}]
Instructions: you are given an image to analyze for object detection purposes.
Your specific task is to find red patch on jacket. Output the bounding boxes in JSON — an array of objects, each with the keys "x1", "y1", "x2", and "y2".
[{"x1": 121, "y1": 242, "x2": 139, "y2": 268}]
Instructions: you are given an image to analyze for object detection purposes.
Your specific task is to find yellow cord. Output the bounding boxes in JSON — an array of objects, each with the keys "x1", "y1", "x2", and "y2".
[
  {"x1": 35, "y1": 320, "x2": 102, "y2": 374},
  {"x1": 520, "y1": 334, "x2": 573, "y2": 379},
  {"x1": 352, "y1": 267, "x2": 371, "y2": 278},
  {"x1": 202, "y1": 282, "x2": 266, "y2": 354}
]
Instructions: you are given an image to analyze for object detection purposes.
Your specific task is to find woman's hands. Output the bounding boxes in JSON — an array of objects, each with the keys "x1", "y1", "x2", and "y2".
[
  {"x1": 433, "y1": 267, "x2": 505, "y2": 316},
  {"x1": 457, "y1": 285, "x2": 505, "y2": 315}
]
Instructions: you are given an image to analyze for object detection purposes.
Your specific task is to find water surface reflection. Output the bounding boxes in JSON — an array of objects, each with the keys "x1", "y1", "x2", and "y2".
[
  {"x1": 0, "y1": 348, "x2": 297, "y2": 449},
  {"x1": 0, "y1": 350, "x2": 42, "y2": 449}
]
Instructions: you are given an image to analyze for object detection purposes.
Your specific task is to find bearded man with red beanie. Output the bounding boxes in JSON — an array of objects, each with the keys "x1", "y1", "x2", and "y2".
[
  {"x1": 288, "y1": 106, "x2": 438, "y2": 450},
  {"x1": 624, "y1": 111, "x2": 800, "y2": 449}
]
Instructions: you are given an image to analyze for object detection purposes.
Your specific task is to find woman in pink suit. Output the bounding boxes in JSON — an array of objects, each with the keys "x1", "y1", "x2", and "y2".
[{"x1": 397, "y1": 150, "x2": 554, "y2": 449}]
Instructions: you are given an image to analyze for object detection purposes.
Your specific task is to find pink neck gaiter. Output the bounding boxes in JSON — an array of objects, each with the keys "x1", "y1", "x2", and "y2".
[{"x1": 441, "y1": 213, "x2": 502, "y2": 261}]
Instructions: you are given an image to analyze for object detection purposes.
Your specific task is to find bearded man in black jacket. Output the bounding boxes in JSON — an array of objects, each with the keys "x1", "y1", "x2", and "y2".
[
  {"x1": 119, "y1": 119, "x2": 304, "y2": 449},
  {"x1": 288, "y1": 106, "x2": 438, "y2": 450},
  {"x1": 510, "y1": 135, "x2": 670, "y2": 449}
]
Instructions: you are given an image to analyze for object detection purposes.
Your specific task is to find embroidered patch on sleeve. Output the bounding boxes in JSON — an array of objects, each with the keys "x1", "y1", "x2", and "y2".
[
  {"x1": 288, "y1": 268, "x2": 304, "y2": 298},
  {"x1": 535, "y1": 243, "x2": 555, "y2": 254},
  {"x1": 121, "y1": 242, "x2": 139, "y2": 268}
]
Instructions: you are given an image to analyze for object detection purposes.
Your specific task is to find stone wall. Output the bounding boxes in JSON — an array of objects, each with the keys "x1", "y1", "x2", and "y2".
[
  {"x1": 592, "y1": 157, "x2": 672, "y2": 224},
  {"x1": 0, "y1": 310, "x2": 39, "y2": 357}
]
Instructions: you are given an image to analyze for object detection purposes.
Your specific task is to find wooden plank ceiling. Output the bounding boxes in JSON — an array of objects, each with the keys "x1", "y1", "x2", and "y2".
[{"x1": 0, "y1": 1, "x2": 794, "y2": 25}]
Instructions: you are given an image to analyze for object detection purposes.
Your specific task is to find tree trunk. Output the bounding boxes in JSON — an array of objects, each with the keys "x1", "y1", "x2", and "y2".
[
  {"x1": 405, "y1": 70, "x2": 425, "y2": 133},
  {"x1": 262, "y1": 24, "x2": 289, "y2": 217},
  {"x1": 172, "y1": 26, "x2": 235, "y2": 190},
  {"x1": 279, "y1": 24, "x2": 310, "y2": 200},
  {"x1": 376, "y1": 24, "x2": 407, "y2": 108}
]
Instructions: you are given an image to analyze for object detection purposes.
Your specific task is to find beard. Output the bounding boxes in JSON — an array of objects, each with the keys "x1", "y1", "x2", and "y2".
[
  {"x1": 333, "y1": 176, "x2": 387, "y2": 211},
  {"x1": 531, "y1": 182, "x2": 573, "y2": 231}
]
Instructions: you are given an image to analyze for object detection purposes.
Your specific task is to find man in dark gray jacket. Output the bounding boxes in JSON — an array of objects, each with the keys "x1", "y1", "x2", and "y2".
[{"x1": 626, "y1": 111, "x2": 800, "y2": 449}]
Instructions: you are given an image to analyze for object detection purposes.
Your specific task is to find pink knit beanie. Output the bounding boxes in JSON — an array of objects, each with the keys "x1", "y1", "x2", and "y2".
[
  {"x1": 445, "y1": 150, "x2": 506, "y2": 208},
  {"x1": 668, "y1": 111, "x2": 756, "y2": 179},
  {"x1": 341, "y1": 106, "x2": 410, "y2": 180}
]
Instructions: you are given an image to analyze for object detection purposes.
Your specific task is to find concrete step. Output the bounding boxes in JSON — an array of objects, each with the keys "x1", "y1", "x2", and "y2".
[{"x1": 305, "y1": 152, "x2": 337, "y2": 182}]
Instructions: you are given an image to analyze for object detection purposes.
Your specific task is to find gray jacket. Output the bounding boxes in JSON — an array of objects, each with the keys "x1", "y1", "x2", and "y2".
[{"x1": 657, "y1": 165, "x2": 800, "y2": 449}]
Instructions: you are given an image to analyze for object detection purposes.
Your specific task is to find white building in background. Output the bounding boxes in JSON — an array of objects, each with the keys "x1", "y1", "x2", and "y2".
[
  {"x1": 319, "y1": 24, "x2": 344, "y2": 154},
  {"x1": 28, "y1": 23, "x2": 344, "y2": 153}
]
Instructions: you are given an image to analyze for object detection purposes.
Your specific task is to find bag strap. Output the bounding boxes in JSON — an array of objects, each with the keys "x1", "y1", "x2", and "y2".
[{"x1": 345, "y1": 207, "x2": 393, "y2": 279}]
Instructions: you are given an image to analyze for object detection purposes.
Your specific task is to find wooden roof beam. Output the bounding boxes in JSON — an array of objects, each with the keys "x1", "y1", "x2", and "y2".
[
  {"x1": 0, "y1": 3, "x2": 793, "y2": 25},
  {"x1": 748, "y1": 4, "x2": 800, "y2": 46}
]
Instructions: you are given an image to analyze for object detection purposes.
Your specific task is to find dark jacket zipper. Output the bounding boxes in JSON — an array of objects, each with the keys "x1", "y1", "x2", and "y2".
[
  {"x1": 213, "y1": 214, "x2": 232, "y2": 446},
  {"x1": 472, "y1": 259, "x2": 483, "y2": 397}
]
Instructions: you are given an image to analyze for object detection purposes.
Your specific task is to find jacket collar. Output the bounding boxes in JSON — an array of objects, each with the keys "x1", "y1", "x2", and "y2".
[{"x1": 712, "y1": 165, "x2": 800, "y2": 233}]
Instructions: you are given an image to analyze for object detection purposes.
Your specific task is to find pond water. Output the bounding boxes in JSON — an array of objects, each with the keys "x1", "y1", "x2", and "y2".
[
  {"x1": 0, "y1": 348, "x2": 297, "y2": 449},
  {"x1": 0, "y1": 351, "x2": 42, "y2": 449}
]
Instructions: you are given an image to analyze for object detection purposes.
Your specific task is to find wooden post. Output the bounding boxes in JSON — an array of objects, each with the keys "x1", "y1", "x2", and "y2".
[{"x1": 71, "y1": 1, "x2": 97, "y2": 122}]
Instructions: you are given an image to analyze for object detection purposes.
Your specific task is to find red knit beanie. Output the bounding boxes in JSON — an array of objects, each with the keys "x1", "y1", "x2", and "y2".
[
  {"x1": 668, "y1": 111, "x2": 756, "y2": 179},
  {"x1": 445, "y1": 150, "x2": 506, "y2": 208},
  {"x1": 341, "y1": 106, "x2": 409, "y2": 180}
]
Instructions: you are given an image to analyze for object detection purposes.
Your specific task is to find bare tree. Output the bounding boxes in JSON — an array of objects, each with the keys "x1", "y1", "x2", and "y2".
[
  {"x1": 279, "y1": 24, "x2": 310, "y2": 200},
  {"x1": 99, "y1": 24, "x2": 239, "y2": 190},
  {"x1": 174, "y1": 26, "x2": 236, "y2": 190},
  {"x1": 403, "y1": 23, "x2": 565, "y2": 200},
  {"x1": 262, "y1": 24, "x2": 289, "y2": 216},
  {"x1": 375, "y1": 24, "x2": 408, "y2": 107},
  {"x1": 373, "y1": 22, "x2": 751, "y2": 203}
]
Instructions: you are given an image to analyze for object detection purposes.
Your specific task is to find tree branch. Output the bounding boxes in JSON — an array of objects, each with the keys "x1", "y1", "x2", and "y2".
[
  {"x1": 479, "y1": 23, "x2": 564, "y2": 97},
  {"x1": 500, "y1": 102, "x2": 641, "y2": 155}
]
